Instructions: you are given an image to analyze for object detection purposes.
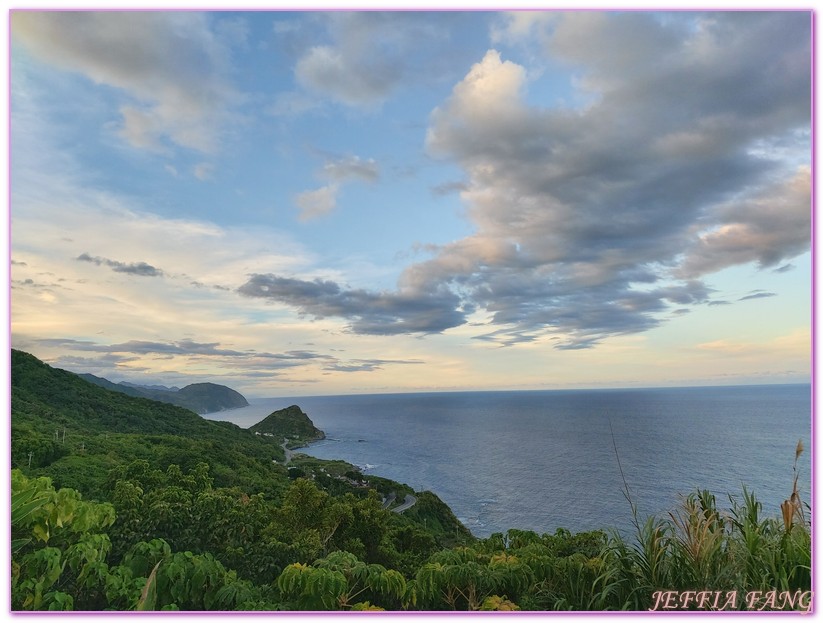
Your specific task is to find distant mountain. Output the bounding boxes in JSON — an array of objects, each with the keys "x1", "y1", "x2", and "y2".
[
  {"x1": 13, "y1": 350, "x2": 237, "y2": 437},
  {"x1": 249, "y1": 405, "x2": 325, "y2": 444},
  {"x1": 173, "y1": 383, "x2": 249, "y2": 415},
  {"x1": 10, "y1": 349, "x2": 290, "y2": 496},
  {"x1": 77, "y1": 373, "x2": 248, "y2": 414},
  {"x1": 119, "y1": 381, "x2": 180, "y2": 392}
]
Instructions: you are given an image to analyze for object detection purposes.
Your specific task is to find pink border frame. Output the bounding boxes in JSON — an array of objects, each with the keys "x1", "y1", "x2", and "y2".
[{"x1": 5, "y1": 7, "x2": 817, "y2": 618}]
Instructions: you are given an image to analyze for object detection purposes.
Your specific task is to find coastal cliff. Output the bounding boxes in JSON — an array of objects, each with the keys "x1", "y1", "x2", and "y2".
[{"x1": 249, "y1": 404, "x2": 326, "y2": 446}]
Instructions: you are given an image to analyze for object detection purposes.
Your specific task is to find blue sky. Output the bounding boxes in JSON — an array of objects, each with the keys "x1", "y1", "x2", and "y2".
[{"x1": 10, "y1": 10, "x2": 811, "y2": 397}]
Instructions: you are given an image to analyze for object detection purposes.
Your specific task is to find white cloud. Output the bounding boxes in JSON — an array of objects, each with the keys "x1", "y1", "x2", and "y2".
[
  {"x1": 294, "y1": 154, "x2": 379, "y2": 220},
  {"x1": 413, "y1": 13, "x2": 811, "y2": 347},
  {"x1": 323, "y1": 155, "x2": 378, "y2": 183},
  {"x1": 490, "y1": 11, "x2": 556, "y2": 45},
  {"x1": 12, "y1": 11, "x2": 238, "y2": 154},
  {"x1": 290, "y1": 12, "x2": 461, "y2": 108},
  {"x1": 295, "y1": 184, "x2": 339, "y2": 221}
]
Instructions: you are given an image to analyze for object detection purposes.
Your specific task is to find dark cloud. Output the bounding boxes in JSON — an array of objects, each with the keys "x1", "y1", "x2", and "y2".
[
  {"x1": 30, "y1": 337, "x2": 330, "y2": 363},
  {"x1": 32, "y1": 338, "x2": 110, "y2": 351},
  {"x1": 190, "y1": 280, "x2": 232, "y2": 291},
  {"x1": 324, "y1": 358, "x2": 424, "y2": 372},
  {"x1": 264, "y1": 13, "x2": 809, "y2": 347},
  {"x1": 431, "y1": 180, "x2": 468, "y2": 196},
  {"x1": 11, "y1": 260, "x2": 28, "y2": 266},
  {"x1": 237, "y1": 274, "x2": 467, "y2": 335},
  {"x1": 409, "y1": 12, "x2": 810, "y2": 347},
  {"x1": 50, "y1": 353, "x2": 141, "y2": 368},
  {"x1": 738, "y1": 292, "x2": 777, "y2": 302},
  {"x1": 12, "y1": 278, "x2": 61, "y2": 289},
  {"x1": 76, "y1": 253, "x2": 164, "y2": 277},
  {"x1": 24, "y1": 13, "x2": 806, "y2": 356},
  {"x1": 107, "y1": 339, "x2": 244, "y2": 356},
  {"x1": 25, "y1": 337, "x2": 414, "y2": 381},
  {"x1": 675, "y1": 168, "x2": 810, "y2": 278}
]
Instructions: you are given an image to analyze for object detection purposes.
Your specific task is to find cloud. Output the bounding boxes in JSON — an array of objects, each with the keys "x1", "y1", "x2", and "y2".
[
  {"x1": 406, "y1": 13, "x2": 810, "y2": 347},
  {"x1": 12, "y1": 12, "x2": 237, "y2": 153},
  {"x1": 237, "y1": 274, "x2": 467, "y2": 335},
  {"x1": 738, "y1": 291, "x2": 777, "y2": 302},
  {"x1": 675, "y1": 167, "x2": 811, "y2": 278},
  {"x1": 107, "y1": 339, "x2": 246, "y2": 357},
  {"x1": 295, "y1": 185, "x2": 339, "y2": 221},
  {"x1": 76, "y1": 253, "x2": 164, "y2": 277},
  {"x1": 24, "y1": 336, "x2": 422, "y2": 388},
  {"x1": 323, "y1": 358, "x2": 424, "y2": 373},
  {"x1": 291, "y1": 12, "x2": 464, "y2": 107},
  {"x1": 323, "y1": 155, "x2": 379, "y2": 183},
  {"x1": 30, "y1": 337, "x2": 334, "y2": 367},
  {"x1": 295, "y1": 154, "x2": 379, "y2": 220},
  {"x1": 490, "y1": 11, "x2": 556, "y2": 46},
  {"x1": 432, "y1": 180, "x2": 468, "y2": 196}
]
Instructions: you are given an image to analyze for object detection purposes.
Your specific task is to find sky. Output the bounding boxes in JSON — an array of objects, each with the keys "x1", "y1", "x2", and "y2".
[{"x1": 8, "y1": 10, "x2": 813, "y2": 398}]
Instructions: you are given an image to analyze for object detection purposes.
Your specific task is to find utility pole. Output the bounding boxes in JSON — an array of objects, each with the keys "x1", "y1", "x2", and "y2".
[
  {"x1": 27, "y1": 452, "x2": 33, "y2": 468},
  {"x1": 62, "y1": 428, "x2": 66, "y2": 443}
]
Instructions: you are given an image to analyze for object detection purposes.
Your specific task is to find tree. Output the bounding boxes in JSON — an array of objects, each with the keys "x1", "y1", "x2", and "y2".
[{"x1": 11, "y1": 470, "x2": 116, "y2": 610}]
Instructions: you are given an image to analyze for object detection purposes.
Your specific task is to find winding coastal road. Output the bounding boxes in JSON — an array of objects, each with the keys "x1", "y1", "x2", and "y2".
[
  {"x1": 281, "y1": 438, "x2": 294, "y2": 465},
  {"x1": 391, "y1": 493, "x2": 417, "y2": 514},
  {"x1": 281, "y1": 440, "x2": 417, "y2": 514}
]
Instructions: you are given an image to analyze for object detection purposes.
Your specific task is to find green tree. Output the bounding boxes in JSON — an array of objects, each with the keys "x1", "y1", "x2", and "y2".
[
  {"x1": 11, "y1": 470, "x2": 116, "y2": 610},
  {"x1": 277, "y1": 551, "x2": 406, "y2": 610}
]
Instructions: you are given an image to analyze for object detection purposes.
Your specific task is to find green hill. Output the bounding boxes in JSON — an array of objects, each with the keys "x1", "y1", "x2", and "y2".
[
  {"x1": 10, "y1": 349, "x2": 473, "y2": 572},
  {"x1": 11, "y1": 349, "x2": 287, "y2": 497},
  {"x1": 249, "y1": 405, "x2": 326, "y2": 445},
  {"x1": 78, "y1": 373, "x2": 249, "y2": 414}
]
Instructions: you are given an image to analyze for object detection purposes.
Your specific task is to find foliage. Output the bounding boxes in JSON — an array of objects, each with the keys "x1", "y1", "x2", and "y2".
[
  {"x1": 10, "y1": 350, "x2": 812, "y2": 612},
  {"x1": 248, "y1": 404, "x2": 325, "y2": 444},
  {"x1": 11, "y1": 470, "x2": 116, "y2": 610},
  {"x1": 277, "y1": 551, "x2": 406, "y2": 610}
]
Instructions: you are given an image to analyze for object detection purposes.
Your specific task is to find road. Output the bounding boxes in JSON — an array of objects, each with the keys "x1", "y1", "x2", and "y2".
[
  {"x1": 280, "y1": 446, "x2": 418, "y2": 515},
  {"x1": 391, "y1": 493, "x2": 417, "y2": 514},
  {"x1": 281, "y1": 438, "x2": 294, "y2": 465}
]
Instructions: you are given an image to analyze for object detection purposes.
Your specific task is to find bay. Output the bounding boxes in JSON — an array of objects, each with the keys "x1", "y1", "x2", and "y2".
[{"x1": 204, "y1": 384, "x2": 811, "y2": 538}]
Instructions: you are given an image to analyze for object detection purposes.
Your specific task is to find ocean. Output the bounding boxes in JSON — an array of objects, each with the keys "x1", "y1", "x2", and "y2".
[{"x1": 204, "y1": 384, "x2": 812, "y2": 538}]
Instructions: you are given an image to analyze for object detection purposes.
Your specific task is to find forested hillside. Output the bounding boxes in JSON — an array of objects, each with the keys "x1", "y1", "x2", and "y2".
[
  {"x1": 249, "y1": 404, "x2": 325, "y2": 444},
  {"x1": 79, "y1": 372, "x2": 249, "y2": 414},
  {"x1": 10, "y1": 350, "x2": 811, "y2": 612}
]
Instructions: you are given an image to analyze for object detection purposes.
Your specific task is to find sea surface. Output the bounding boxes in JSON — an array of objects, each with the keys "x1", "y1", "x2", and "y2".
[{"x1": 204, "y1": 384, "x2": 812, "y2": 538}]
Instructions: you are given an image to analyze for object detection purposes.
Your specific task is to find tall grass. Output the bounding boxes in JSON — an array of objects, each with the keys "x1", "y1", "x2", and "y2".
[{"x1": 601, "y1": 433, "x2": 811, "y2": 611}]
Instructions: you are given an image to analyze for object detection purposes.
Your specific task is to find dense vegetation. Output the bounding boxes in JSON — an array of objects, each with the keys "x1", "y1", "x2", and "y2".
[
  {"x1": 249, "y1": 405, "x2": 325, "y2": 446},
  {"x1": 79, "y1": 372, "x2": 249, "y2": 414},
  {"x1": 11, "y1": 350, "x2": 811, "y2": 612}
]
